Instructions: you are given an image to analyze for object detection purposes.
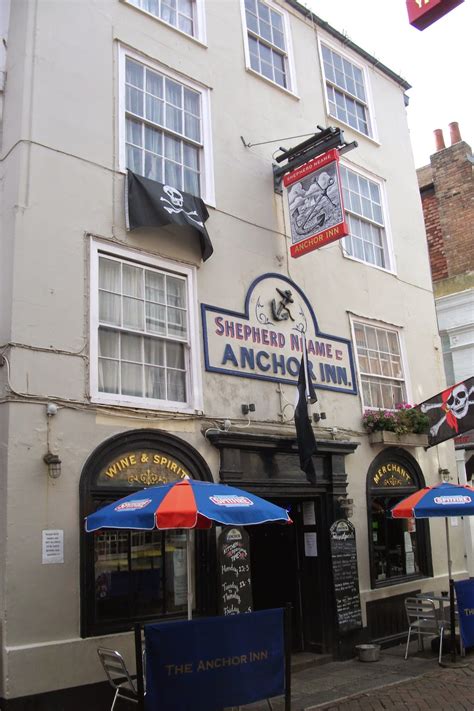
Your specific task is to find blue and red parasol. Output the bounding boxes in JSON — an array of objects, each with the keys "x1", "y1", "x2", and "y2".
[
  {"x1": 85, "y1": 479, "x2": 291, "y2": 620},
  {"x1": 391, "y1": 481, "x2": 474, "y2": 663}
]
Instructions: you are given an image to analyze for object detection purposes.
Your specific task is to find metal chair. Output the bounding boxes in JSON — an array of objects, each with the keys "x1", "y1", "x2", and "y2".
[
  {"x1": 404, "y1": 597, "x2": 445, "y2": 664},
  {"x1": 97, "y1": 647, "x2": 139, "y2": 711}
]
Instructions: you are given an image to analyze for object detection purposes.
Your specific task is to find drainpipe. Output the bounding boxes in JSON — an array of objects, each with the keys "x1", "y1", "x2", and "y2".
[{"x1": 456, "y1": 449, "x2": 474, "y2": 576}]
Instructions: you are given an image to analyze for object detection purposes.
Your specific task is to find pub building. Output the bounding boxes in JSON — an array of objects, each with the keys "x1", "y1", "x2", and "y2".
[{"x1": 0, "y1": 0, "x2": 469, "y2": 708}]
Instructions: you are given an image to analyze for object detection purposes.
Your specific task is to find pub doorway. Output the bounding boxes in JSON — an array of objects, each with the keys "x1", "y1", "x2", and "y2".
[{"x1": 247, "y1": 497, "x2": 328, "y2": 653}]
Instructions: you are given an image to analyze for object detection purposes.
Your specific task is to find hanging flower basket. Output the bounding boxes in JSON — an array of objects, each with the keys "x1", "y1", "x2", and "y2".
[{"x1": 363, "y1": 403, "x2": 430, "y2": 447}]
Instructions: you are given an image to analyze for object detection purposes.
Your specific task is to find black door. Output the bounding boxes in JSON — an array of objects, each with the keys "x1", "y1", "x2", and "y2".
[{"x1": 247, "y1": 505, "x2": 304, "y2": 651}]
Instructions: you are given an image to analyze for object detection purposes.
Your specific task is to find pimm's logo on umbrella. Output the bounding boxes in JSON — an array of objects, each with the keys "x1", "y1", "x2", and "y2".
[{"x1": 433, "y1": 495, "x2": 472, "y2": 505}]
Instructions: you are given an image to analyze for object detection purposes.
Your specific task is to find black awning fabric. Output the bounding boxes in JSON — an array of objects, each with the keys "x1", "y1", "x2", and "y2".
[{"x1": 126, "y1": 170, "x2": 213, "y2": 261}]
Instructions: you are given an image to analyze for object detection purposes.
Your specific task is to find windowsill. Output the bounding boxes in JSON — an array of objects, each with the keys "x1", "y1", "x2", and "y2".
[
  {"x1": 91, "y1": 394, "x2": 199, "y2": 415},
  {"x1": 372, "y1": 573, "x2": 428, "y2": 590},
  {"x1": 120, "y1": 0, "x2": 208, "y2": 48},
  {"x1": 245, "y1": 66, "x2": 300, "y2": 100},
  {"x1": 341, "y1": 247, "x2": 396, "y2": 276},
  {"x1": 327, "y1": 112, "x2": 381, "y2": 146}
]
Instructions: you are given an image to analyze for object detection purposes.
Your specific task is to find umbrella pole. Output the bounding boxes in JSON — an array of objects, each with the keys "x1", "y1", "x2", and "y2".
[
  {"x1": 186, "y1": 529, "x2": 192, "y2": 621},
  {"x1": 444, "y1": 518, "x2": 456, "y2": 663}
]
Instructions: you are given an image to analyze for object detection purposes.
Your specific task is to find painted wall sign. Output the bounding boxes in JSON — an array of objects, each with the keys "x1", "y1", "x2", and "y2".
[
  {"x1": 371, "y1": 463, "x2": 415, "y2": 488},
  {"x1": 96, "y1": 450, "x2": 189, "y2": 487},
  {"x1": 201, "y1": 274, "x2": 357, "y2": 395},
  {"x1": 284, "y1": 148, "x2": 348, "y2": 258},
  {"x1": 406, "y1": 0, "x2": 464, "y2": 30}
]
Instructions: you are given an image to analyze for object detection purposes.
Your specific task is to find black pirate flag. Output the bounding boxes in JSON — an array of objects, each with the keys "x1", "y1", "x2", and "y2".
[
  {"x1": 418, "y1": 376, "x2": 474, "y2": 447},
  {"x1": 125, "y1": 170, "x2": 213, "y2": 261}
]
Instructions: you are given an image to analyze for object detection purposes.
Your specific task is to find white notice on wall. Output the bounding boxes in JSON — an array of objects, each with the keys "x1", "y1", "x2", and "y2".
[
  {"x1": 450, "y1": 517, "x2": 459, "y2": 527},
  {"x1": 302, "y1": 501, "x2": 316, "y2": 526},
  {"x1": 42, "y1": 529, "x2": 64, "y2": 564},
  {"x1": 304, "y1": 532, "x2": 318, "y2": 557}
]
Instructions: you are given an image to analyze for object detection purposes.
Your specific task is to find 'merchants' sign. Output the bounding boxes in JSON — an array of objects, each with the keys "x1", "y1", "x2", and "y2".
[{"x1": 201, "y1": 273, "x2": 357, "y2": 395}]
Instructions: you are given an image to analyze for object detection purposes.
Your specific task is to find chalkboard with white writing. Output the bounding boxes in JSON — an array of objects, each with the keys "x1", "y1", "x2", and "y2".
[
  {"x1": 330, "y1": 519, "x2": 362, "y2": 633},
  {"x1": 218, "y1": 527, "x2": 253, "y2": 616}
]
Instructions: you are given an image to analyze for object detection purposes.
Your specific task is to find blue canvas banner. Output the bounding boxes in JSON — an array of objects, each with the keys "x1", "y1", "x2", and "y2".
[
  {"x1": 144, "y1": 608, "x2": 285, "y2": 711},
  {"x1": 454, "y1": 579, "x2": 474, "y2": 648}
]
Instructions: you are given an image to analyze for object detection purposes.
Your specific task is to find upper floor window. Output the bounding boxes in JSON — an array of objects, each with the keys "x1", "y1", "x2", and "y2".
[
  {"x1": 90, "y1": 241, "x2": 202, "y2": 412},
  {"x1": 126, "y1": 0, "x2": 205, "y2": 42},
  {"x1": 120, "y1": 47, "x2": 215, "y2": 204},
  {"x1": 242, "y1": 0, "x2": 295, "y2": 92},
  {"x1": 340, "y1": 165, "x2": 391, "y2": 270},
  {"x1": 321, "y1": 43, "x2": 372, "y2": 138},
  {"x1": 353, "y1": 320, "x2": 406, "y2": 410}
]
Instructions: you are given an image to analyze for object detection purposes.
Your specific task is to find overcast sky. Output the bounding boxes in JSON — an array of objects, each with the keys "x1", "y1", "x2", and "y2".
[{"x1": 305, "y1": 0, "x2": 473, "y2": 167}]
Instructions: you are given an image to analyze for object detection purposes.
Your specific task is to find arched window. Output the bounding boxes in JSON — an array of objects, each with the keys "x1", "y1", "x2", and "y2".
[
  {"x1": 367, "y1": 448, "x2": 432, "y2": 588},
  {"x1": 80, "y1": 429, "x2": 214, "y2": 637}
]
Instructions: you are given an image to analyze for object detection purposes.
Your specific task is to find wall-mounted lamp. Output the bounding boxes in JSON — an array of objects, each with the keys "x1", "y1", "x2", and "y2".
[
  {"x1": 337, "y1": 496, "x2": 354, "y2": 519},
  {"x1": 44, "y1": 452, "x2": 62, "y2": 479}
]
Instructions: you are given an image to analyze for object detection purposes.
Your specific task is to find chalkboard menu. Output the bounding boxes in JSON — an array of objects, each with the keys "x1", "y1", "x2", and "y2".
[
  {"x1": 330, "y1": 520, "x2": 362, "y2": 633},
  {"x1": 218, "y1": 527, "x2": 253, "y2": 616}
]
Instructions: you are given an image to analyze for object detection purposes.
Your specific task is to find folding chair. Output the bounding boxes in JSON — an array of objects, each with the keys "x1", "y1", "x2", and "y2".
[
  {"x1": 404, "y1": 597, "x2": 445, "y2": 664},
  {"x1": 97, "y1": 647, "x2": 140, "y2": 711}
]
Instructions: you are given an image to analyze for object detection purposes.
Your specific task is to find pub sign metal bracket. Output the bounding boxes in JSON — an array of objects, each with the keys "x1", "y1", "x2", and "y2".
[{"x1": 273, "y1": 126, "x2": 357, "y2": 194}]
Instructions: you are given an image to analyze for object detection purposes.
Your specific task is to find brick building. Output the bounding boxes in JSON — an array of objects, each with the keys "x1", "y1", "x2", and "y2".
[{"x1": 417, "y1": 122, "x2": 474, "y2": 570}]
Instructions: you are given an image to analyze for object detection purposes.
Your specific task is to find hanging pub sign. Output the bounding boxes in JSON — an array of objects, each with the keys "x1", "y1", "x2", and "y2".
[
  {"x1": 201, "y1": 273, "x2": 357, "y2": 395},
  {"x1": 283, "y1": 148, "x2": 348, "y2": 259},
  {"x1": 418, "y1": 376, "x2": 474, "y2": 448},
  {"x1": 406, "y1": 0, "x2": 464, "y2": 31}
]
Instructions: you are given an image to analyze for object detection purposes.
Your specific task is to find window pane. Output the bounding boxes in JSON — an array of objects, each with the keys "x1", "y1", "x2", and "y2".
[
  {"x1": 123, "y1": 265, "x2": 143, "y2": 298},
  {"x1": 146, "y1": 95, "x2": 164, "y2": 125},
  {"x1": 167, "y1": 369, "x2": 186, "y2": 402},
  {"x1": 167, "y1": 276, "x2": 186, "y2": 307},
  {"x1": 146, "y1": 303, "x2": 166, "y2": 335},
  {"x1": 121, "y1": 362, "x2": 143, "y2": 397},
  {"x1": 145, "y1": 153, "x2": 163, "y2": 183},
  {"x1": 146, "y1": 70, "x2": 163, "y2": 98},
  {"x1": 145, "y1": 365, "x2": 166, "y2": 399},
  {"x1": 99, "y1": 329, "x2": 119, "y2": 358},
  {"x1": 183, "y1": 88, "x2": 200, "y2": 117},
  {"x1": 144, "y1": 336, "x2": 165, "y2": 365},
  {"x1": 127, "y1": 118, "x2": 142, "y2": 146},
  {"x1": 99, "y1": 292, "x2": 121, "y2": 325},
  {"x1": 184, "y1": 169, "x2": 199, "y2": 196},
  {"x1": 146, "y1": 271, "x2": 165, "y2": 303},
  {"x1": 184, "y1": 114, "x2": 200, "y2": 142},
  {"x1": 167, "y1": 307, "x2": 187, "y2": 338},
  {"x1": 99, "y1": 359, "x2": 119, "y2": 393},
  {"x1": 123, "y1": 297, "x2": 144, "y2": 330},
  {"x1": 126, "y1": 59, "x2": 144, "y2": 88},
  {"x1": 164, "y1": 136, "x2": 182, "y2": 166},
  {"x1": 165, "y1": 160, "x2": 182, "y2": 188},
  {"x1": 122, "y1": 332, "x2": 142, "y2": 362},
  {"x1": 166, "y1": 78, "x2": 182, "y2": 107},
  {"x1": 127, "y1": 145, "x2": 142, "y2": 174},
  {"x1": 126, "y1": 86, "x2": 144, "y2": 116},
  {"x1": 167, "y1": 341, "x2": 185, "y2": 369},
  {"x1": 99, "y1": 258, "x2": 121, "y2": 291}
]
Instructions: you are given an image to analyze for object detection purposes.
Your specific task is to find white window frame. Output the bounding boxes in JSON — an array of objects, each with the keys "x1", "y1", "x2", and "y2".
[
  {"x1": 349, "y1": 315, "x2": 412, "y2": 413},
  {"x1": 240, "y1": 0, "x2": 298, "y2": 96},
  {"x1": 117, "y1": 44, "x2": 215, "y2": 206},
  {"x1": 340, "y1": 159, "x2": 395, "y2": 274},
  {"x1": 318, "y1": 36, "x2": 378, "y2": 143},
  {"x1": 121, "y1": 0, "x2": 207, "y2": 46},
  {"x1": 90, "y1": 238, "x2": 203, "y2": 413}
]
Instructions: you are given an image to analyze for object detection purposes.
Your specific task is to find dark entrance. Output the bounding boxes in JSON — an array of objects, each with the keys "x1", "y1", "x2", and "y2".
[{"x1": 248, "y1": 498, "x2": 328, "y2": 653}]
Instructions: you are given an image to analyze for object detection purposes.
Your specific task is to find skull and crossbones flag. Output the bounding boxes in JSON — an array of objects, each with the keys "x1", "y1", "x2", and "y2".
[
  {"x1": 418, "y1": 376, "x2": 474, "y2": 447},
  {"x1": 126, "y1": 171, "x2": 213, "y2": 261}
]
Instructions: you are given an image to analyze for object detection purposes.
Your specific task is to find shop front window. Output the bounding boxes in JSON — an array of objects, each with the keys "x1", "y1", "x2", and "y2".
[
  {"x1": 367, "y1": 448, "x2": 432, "y2": 588},
  {"x1": 80, "y1": 430, "x2": 213, "y2": 637}
]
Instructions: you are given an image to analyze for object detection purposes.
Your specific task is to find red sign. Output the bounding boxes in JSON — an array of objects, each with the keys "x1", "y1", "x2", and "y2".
[
  {"x1": 284, "y1": 149, "x2": 348, "y2": 259},
  {"x1": 406, "y1": 0, "x2": 464, "y2": 30}
]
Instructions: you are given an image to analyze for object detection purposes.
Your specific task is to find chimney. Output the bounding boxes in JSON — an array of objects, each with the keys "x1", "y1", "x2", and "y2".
[
  {"x1": 434, "y1": 129, "x2": 445, "y2": 152},
  {"x1": 449, "y1": 121, "x2": 461, "y2": 145}
]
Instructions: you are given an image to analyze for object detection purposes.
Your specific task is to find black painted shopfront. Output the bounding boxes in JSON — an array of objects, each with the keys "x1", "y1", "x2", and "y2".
[{"x1": 207, "y1": 429, "x2": 359, "y2": 657}]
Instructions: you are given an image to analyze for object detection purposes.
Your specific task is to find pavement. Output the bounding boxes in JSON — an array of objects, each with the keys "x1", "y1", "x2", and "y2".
[{"x1": 234, "y1": 641, "x2": 474, "y2": 711}]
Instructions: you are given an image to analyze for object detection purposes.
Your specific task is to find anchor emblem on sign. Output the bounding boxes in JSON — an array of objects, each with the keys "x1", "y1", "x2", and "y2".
[{"x1": 271, "y1": 288, "x2": 295, "y2": 322}]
